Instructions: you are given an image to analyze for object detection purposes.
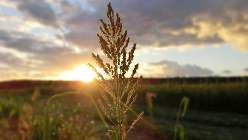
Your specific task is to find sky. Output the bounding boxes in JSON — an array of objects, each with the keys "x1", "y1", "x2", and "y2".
[{"x1": 0, "y1": 0, "x2": 248, "y2": 81}]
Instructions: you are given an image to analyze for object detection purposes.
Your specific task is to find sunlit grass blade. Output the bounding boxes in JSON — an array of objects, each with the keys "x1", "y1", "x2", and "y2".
[
  {"x1": 43, "y1": 91, "x2": 109, "y2": 140},
  {"x1": 174, "y1": 96, "x2": 190, "y2": 140}
]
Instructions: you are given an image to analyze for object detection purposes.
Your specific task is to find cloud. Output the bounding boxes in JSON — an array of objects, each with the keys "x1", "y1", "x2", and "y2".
[
  {"x1": 0, "y1": 29, "x2": 73, "y2": 55},
  {"x1": 4, "y1": 0, "x2": 248, "y2": 51},
  {"x1": 222, "y1": 70, "x2": 232, "y2": 74},
  {"x1": 0, "y1": 68, "x2": 21, "y2": 81},
  {"x1": 0, "y1": 30, "x2": 11, "y2": 41},
  {"x1": 63, "y1": 30, "x2": 98, "y2": 49},
  {"x1": 85, "y1": 0, "x2": 248, "y2": 50},
  {"x1": 0, "y1": 53, "x2": 22, "y2": 70},
  {"x1": 0, "y1": 51, "x2": 93, "y2": 81},
  {"x1": 0, "y1": 1, "x2": 95, "y2": 80},
  {"x1": 0, "y1": 52, "x2": 26, "y2": 68},
  {"x1": 142, "y1": 60, "x2": 213, "y2": 77},
  {"x1": 0, "y1": 48, "x2": 93, "y2": 81},
  {"x1": 52, "y1": 0, "x2": 248, "y2": 51},
  {"x1": 35, "y1": 53, "x2": 93, "y2": 73},
  {"x1": 0, "y1": 29, "x2": 93, "y2": 77},
  {"x1": 0, "y1": 67, "x2": 58, "y2": 81},
  {"x1": 14, "y1": 0, "x2": 58, "y2": 27},
  {"x1": 244, "y1": 68, "x2": 248, "y2": 72},
  {"x1": 1, "y1": 0, "x2": 248, "y2": 80}
]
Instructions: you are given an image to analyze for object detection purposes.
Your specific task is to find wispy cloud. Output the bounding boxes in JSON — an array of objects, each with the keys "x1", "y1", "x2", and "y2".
[
  {"x1": 142, "y1": 60, "x2": 213, "y2": 77},
  {"x1": 15, "y1": 0, "x2": 58, "y2": 28},
  {"x1": 222, "y1": 70, "x2": 232, "y2": 74}
]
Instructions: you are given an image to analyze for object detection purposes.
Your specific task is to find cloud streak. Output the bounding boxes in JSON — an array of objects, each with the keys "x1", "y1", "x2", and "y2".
[
  {"x1": 15, "y1": 0, "x2": 58, "y2": 28},
  {"x1": 142, "y1": 60, "x2": 213, "y2": 77},
  {"x1": 222, "y1": 70, "x2": 232, "y2": 74}
]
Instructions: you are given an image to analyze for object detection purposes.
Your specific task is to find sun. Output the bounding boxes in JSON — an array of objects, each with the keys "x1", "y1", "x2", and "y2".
[{"x1": 59, "y1": 65, "x2": 98, "y2": 82}]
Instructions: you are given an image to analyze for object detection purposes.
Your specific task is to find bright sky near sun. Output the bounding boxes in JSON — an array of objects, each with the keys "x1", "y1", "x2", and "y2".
[
  {"x1": 0, "y1": 0, "x2": 248, "y2": 81},
  {"x1": 59, "y1": 65, "x2": 97, "y2": 82}
]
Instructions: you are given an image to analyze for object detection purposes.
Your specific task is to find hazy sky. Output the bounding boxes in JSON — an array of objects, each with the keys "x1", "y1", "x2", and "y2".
[{"x1": 0, "y1": 0, "x2": 248, "y2": 81}]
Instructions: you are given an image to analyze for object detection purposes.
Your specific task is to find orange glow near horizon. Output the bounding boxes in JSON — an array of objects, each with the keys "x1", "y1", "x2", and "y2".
[{"x1": 59, "y1": 65, "x2": 98, "y2": 82}]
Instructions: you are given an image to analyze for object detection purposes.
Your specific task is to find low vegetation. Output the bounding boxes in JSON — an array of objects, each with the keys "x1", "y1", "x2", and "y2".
[{"x1": 0, "y1": 77, "x2": 247, "y2": 140}]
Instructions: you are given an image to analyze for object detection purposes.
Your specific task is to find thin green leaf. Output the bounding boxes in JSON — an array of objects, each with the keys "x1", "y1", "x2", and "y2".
[
  {"x1": 8, "y1": 109, "x2": 16, "y2": 119},
  {"x1": 180, "y1": 97, "x2": 190, "y2": 117},
  {"x1": 179, "y1": 125, "x2": 184, "y2": 140}
]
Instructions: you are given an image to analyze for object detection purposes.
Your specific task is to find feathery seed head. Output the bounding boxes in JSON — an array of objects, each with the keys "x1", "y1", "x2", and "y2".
[{"x1": 88, "y1": 2, "x2": 143, "y2": 139}]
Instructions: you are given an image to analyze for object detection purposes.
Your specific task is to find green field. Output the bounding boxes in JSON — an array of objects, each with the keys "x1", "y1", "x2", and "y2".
[{"x1": 0, "y1": 77, "x2": 247, "y2": 140}]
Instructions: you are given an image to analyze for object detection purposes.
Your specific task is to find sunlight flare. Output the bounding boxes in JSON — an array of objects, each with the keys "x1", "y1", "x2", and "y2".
[{"x1": 59, "y1": 65, "x2": 98, "y2": 82}]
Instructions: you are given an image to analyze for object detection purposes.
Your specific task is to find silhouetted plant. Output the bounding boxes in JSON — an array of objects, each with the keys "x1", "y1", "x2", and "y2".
[{"x1": 88, "y1": 2, "x2": 143, "y2": 140}]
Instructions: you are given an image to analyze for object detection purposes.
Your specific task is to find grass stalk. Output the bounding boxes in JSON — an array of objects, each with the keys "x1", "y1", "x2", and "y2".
[
  {"x1": 43, "y1": 92, "x2": 109, "y2": 140},
  {"x1": 173, "y1": 97, "x2": 189, "y2": 140},
  {"x1": 88, "y1": 2, "x2": 144, "y2": 139}
]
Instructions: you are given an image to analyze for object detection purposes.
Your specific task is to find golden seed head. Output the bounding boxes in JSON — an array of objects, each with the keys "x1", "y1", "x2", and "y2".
[{"x1": 88, "y1": 2, "x2": 143, "y2": 138}]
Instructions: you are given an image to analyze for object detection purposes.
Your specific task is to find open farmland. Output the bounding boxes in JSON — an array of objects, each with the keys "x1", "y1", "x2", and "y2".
[{"x1": 0, "y1": 77, "x2": 247, "y2": 140}]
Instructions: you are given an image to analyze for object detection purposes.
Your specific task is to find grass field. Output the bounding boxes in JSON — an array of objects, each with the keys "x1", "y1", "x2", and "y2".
[{"x1": 0, "y1": 77, "x2": 247, "y2": 140}]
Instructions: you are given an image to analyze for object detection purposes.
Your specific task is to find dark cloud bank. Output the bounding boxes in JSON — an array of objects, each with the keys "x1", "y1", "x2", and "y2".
[{"x1": 11, "y1": 0, "x2": 248, "y2": 50}]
